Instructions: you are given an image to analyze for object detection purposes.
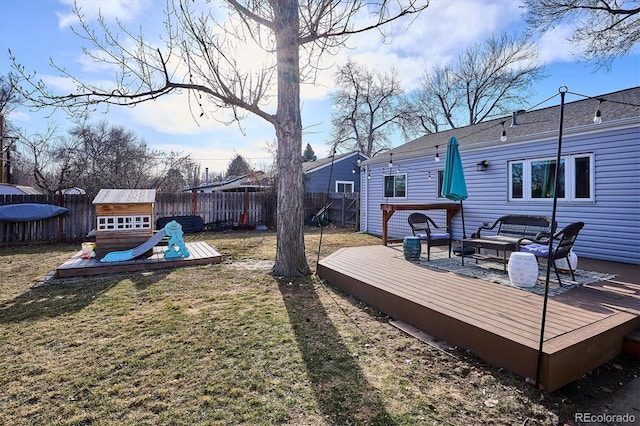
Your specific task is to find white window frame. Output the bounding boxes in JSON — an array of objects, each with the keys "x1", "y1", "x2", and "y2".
[
  {"x1": 335, "y1": 180, "x2": 354, "y2": 193},
  {"x1": 508, "y1": 153, "x2": 594, "y2": 202},
  {"x1": 97, "y1": 215, "x2": 152, "y2": 231},
  {"x1": 383, "y1": 173, "x2": 407, "y2": 199}
]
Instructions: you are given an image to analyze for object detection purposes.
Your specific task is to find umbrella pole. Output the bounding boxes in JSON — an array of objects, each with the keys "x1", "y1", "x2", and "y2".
[
  {"x1": 460, "y1": 200, "x2": 466, "y2": 239},
  {"x1": 460, "y1": 200, "x2": 466, "y2": 265}
]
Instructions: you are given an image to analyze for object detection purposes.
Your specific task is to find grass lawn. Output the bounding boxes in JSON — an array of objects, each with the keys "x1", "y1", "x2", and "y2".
[{"x1": 0, "y1": 227, "x2": 636, "y2": 425}]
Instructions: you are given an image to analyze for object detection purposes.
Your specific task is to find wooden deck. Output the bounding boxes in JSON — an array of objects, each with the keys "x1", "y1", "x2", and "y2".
[
  {"x1": 317, "y1": 245, "x2": 640, "y2": 392},
  {"x1": 56, "y1": 241, "x2": 222, "y2": 278}
]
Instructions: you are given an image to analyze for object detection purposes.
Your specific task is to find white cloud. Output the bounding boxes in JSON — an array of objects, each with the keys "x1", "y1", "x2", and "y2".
[
  {"x1": 7, "y1": 110, "x2": 30, "y2": 124},
  {"x1": 314, "y1": 0, "x2": 525, "y2": 93},
  {"x1": 56, "y1": 0, "x2": 151, "y2": 28},
  {"x1": 126, "y1": 94, "x2": 236, "y2": 135},
  {"x1": 536, "y1": 26, "x2": 581, "y2": 64},
  {"x1": 153, "y1": 137, "x2": 275, "y2": 175}
]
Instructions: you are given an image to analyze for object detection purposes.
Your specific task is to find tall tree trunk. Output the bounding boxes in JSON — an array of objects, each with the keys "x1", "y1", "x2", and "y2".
[{"x1": 272, "y1": 0, "x2": 310, "y2": 277}]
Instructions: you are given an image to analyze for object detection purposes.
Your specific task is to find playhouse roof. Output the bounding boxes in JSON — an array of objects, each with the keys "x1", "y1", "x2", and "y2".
[{"x1": 92, "y1": 189, "x2": 156, "y2": 204}]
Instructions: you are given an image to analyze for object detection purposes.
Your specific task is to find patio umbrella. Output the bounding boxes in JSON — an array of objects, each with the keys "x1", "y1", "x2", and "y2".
[{"x1": 441, "y1": 136, "x2": 468, "y2": 252}]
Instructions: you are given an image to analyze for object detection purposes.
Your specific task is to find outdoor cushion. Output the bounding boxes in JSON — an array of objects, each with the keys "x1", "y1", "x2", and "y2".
[
  {"x1": 415, "y1": 232, "x2": 450, "y2": 240},
  {"x1": 520, "y1": 243, "x2": 549, "y2": 257},
  {"x1": 431, "y1": 233, "x2": 450, "y2": 240}
]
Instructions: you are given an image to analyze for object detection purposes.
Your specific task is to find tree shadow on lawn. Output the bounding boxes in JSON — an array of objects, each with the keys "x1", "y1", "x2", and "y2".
[
  {"x1": 279, "y1": 280, "x2": 396, "y2": 425},
  {"x1": 0, "y1": 271, "x2": 169, "y2": 323}
]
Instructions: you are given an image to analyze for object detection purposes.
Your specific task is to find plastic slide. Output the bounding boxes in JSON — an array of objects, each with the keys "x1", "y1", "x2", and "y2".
[{"x1": 100, "y1": 228, "x2": 167, "y2": 263}]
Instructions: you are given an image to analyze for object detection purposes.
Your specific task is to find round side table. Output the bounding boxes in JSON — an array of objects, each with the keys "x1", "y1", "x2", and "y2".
[
  {"x1": 403, "y1": 236, "x2": 421, "y2": 261},
  {"x1": 555, "y1": 250, "x2": 578, "y2": 273},
  {"x1": 508, "y1": 252, "x2": 539, "y2": 288}
]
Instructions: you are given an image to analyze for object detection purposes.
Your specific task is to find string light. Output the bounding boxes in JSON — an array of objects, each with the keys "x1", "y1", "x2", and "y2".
[
  {"x1": 593, "y1": 99, "x2": 603, "y2": 124},
  {"x1": 500, "y1": 121, "x2": 507, "y2": 142},
  {"x1": 388, "y1": 153, "x2": 393, "y2": 169},
  {"x1": 434, "y1": 145, "x2": 440, "y2": 162}
]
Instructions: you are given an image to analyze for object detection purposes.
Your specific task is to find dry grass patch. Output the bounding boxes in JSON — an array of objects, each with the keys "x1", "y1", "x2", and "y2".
[{"x1": 1, "y1": 229, "x2": 637, "y2": 425}]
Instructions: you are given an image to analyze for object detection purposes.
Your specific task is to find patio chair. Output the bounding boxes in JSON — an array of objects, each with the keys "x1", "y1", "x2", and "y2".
[
  {"x1": 407, "y1": 213, "x2": 452, "y2": 261},
  {"x1": 517, "y1": 221, "x2": 585, "y2": 286}
]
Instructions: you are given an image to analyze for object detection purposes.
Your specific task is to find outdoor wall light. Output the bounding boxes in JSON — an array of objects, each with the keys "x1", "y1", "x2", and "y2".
[
  {"x1": 593, "y1": 99, "x2": 603, "y2": 124},
  {"x1": 476, "y1": 160, "x2": 490, "y2": 172},
  {"x1": 500, "y1": 121, "x2": 507, "y2": 142},
  {"x1": 434, "y1": 145, "x2": 440, "y2": 162}
]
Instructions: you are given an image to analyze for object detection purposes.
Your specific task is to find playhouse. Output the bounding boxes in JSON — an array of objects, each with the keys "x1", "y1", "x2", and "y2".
[{"x1": 92, "y1": 189, "x2": 156, "y2": 257}]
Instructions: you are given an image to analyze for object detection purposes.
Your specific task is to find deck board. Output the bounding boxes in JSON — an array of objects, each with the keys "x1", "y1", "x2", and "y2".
[
  {"x1": 318, "y1": 245, "x2": 640, "y2": 391},
  {"x1": 56, "y1": 241, "x2": 222, "y2": 278}
]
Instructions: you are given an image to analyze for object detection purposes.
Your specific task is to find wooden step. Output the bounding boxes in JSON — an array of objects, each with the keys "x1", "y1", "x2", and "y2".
[{"x1": 623, "y1": 329, "x2": 640, "y2": 357}]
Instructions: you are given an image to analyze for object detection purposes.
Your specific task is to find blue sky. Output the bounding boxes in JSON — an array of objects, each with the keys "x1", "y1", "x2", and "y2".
[{"x1": 1, "y1": 0, "x2": 638, "y2": 174}]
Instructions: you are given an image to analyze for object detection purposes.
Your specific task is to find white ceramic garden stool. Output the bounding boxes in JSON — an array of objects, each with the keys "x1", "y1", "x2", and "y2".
[
  {"x1": 555, "y1": 250, "x2": 578, "y2": 273},
  {"x1": 508, "y1": 252, "x2": 539, "y2": 288}
]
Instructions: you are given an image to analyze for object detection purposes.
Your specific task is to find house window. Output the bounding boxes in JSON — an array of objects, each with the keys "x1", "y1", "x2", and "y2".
[
  {"x1": 436, "y1": 170, "x2": 444, "y2": 198},
  {"x1": 384, "y1": 173, "x2": 406, "y2": 198},
  {"x1": 508, "y1": 153, "x2": 593, "y2": 201},
  {"x1": 335, "y1": 180, "x2": 354, "y2": 193}
]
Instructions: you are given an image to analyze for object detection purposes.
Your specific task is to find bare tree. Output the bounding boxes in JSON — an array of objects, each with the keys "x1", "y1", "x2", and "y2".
[
  {"x1": 523, "y1": 0, "x2": 640, "y2": 68},
  {"x1": 330, "y1": 60, "x2": 410, "y2": 156},
  {"x1": 17, "y1": 124, "x2": 81, "y2": 195},
  {"x1": 408, "y1": 66, "x2": 461, "y2": 134},
  {"x1": 1, "y1": 74, "x2": 21, "y2": 183},
  {"x1": 10, "y1": 0, "x2": 427, "y2": 277},
  {"x1": 411, "y1": 32, "x2": 544, "y2": 130},
  {"x1": 16, "y1": 119, "x2": 193, "y2": 196},
  {"x1": 67, "y1": 120, "x2": 193, "y2": 196},
  {"x1": 0, "y1": 74, "x2": 20, "y2": 116}
]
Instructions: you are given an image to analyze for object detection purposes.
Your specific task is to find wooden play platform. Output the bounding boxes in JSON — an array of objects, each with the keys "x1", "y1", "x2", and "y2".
[
  {"x1": 56, "y1": 241, "x2": 222, "y2": 278},
  {"x1": 317, "y1": 244, "x2": 640, "y2": 392}
]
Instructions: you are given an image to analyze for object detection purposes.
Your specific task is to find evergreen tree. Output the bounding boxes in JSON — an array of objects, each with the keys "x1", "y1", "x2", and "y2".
[
  {"x1": 225, "y1": 153, "x2": 252, "y2": 178},
  {"x1": 302, "y1": 143, "x2": 317, "y2": 162}
]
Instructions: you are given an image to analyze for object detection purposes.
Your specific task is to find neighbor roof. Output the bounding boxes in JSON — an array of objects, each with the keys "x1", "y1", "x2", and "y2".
[
  {"x1": 303, "y1": 151, "x2": 368, "y2": 173},
  {"x1": 0, "y1": 183, "x2": 43, "y2": 195},
  {"x1": 364, "y1": 86, "x2": 640, "y2": 165}
]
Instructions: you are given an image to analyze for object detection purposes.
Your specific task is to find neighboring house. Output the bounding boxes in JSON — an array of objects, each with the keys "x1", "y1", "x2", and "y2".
[
  {"x1": 0, "y1": 183, "x2": 43, "y2": 195},
  {"x1": 303, "y1": 151, "x2": 369, "y2": 193},
  {"x1": 359, "y1": 87, "x2": 640, "y2": 265},
  {"x1": 187, "y1": 171, "x2": 272, "y2": 193}
]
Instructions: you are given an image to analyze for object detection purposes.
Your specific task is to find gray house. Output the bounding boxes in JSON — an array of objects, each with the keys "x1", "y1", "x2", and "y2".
[
  {"x1": 359, "y1": 87, "x2": 640, "y2": 265},
  {"x1": 303, "y1": 151, "x2": 369, "y2": 193}
]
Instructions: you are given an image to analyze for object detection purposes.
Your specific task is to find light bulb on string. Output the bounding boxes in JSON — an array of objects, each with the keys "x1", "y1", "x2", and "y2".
[{"x1": 593, "y1": 100, "x2": 603, "y2": 124}]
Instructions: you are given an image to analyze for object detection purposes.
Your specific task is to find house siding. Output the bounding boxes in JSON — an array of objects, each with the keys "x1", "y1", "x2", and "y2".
[
  {"x1": 361, "y1": 121, "x2": 640, "y2": 265},
  {"x1": 304, "y1": 153, "x2": 367, "y2": 193}
]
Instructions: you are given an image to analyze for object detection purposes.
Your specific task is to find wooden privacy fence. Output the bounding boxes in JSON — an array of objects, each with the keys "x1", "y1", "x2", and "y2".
[
  {"x1": 0, "y1": 191, "x2": 358, "y2": 245},
  {"x1": 305, "y1": 192, "x2": 360, "y2": 229}
]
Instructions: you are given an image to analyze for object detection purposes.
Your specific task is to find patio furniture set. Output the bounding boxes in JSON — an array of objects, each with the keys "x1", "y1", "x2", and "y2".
[{"x1": 407, "y1": 213, "x2": 585, "y2": 287}]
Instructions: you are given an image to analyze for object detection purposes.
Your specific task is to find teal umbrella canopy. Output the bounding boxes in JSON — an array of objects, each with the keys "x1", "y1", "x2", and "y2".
[{"x1": 441, "y1": 136, "x2": 468, "y2": 201}]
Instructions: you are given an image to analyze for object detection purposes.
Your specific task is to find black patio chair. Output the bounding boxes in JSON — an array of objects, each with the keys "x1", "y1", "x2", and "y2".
[
  {"x1": 407, "y1": 213, "x2": 452, "y2": 261},
  {"x1": 517, "y1": 221, "x2": 585, "y2": 286}
]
